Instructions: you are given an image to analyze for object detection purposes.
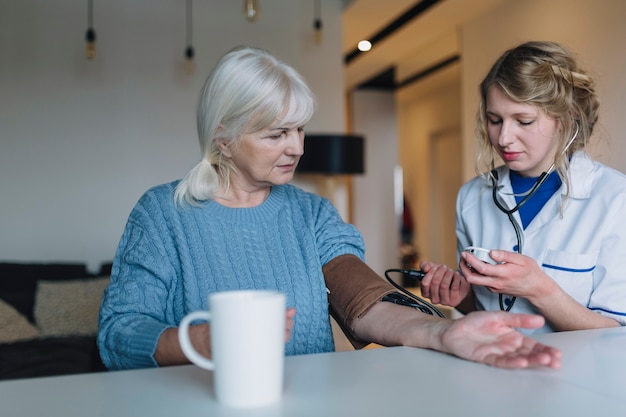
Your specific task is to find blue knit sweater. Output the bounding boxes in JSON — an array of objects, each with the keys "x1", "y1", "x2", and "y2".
[{"x1": 98, "y1": 181, "x2": 365, "y2": 370}]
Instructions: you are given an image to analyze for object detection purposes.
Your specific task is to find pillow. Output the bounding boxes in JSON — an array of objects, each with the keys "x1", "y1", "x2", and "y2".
[
  {"x1": 34, "y1": 276, "x2": 110, "y2": 337},
  {"x1": 0, "y1": 262, "x2": 90, "y2": 323},
  {"x1": 0, "y1": 299, "x2": 40, "y2": 343}
]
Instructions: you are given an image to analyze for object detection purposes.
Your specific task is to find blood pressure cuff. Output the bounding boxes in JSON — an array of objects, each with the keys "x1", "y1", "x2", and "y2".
[{"x1": 323, "y1": 254, "x2": 396, "y2": 349}]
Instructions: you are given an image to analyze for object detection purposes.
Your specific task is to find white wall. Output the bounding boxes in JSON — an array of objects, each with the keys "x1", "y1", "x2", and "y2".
[
  {"x1": 0, "y1": 0, "x2": 346, "y2": 271},
  {"x1": 460, "y1": 0, "x2": 626, "y2": 181}
]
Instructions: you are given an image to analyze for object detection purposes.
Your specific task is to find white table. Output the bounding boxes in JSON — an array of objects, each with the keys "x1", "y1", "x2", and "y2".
[{"x1": 1, "y1": 327, "x2": 625, "y2": 417}]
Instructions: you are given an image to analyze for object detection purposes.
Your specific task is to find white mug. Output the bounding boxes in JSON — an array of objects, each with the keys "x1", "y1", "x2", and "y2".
[{"x1": 178, "y1": 290, "x2": 286, "y2": 408}]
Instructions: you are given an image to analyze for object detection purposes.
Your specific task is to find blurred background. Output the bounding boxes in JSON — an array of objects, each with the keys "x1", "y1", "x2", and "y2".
[{"x1": 1, "y1": 0, "x2": 625, "y2": 279}]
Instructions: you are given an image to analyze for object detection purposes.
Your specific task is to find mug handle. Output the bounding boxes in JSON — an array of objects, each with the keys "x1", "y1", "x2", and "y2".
[{"x1": 178, "y1": 311, "x2": 215, "y2": 370}]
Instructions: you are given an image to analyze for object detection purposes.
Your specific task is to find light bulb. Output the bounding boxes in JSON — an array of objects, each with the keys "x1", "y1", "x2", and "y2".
[
  {"x1": 184, "y1": 46, "x2": 195, "y2": 74},
  {"x1": 313, "y1": 0, "x2": 322, "y2": 44},
  {"x1": 185, "y1": 0, "x2": 194, "y2": 74},
  {"x1": 85, "y1": 28, "x2": 96, "y2": 60},
  {"x1": 314, "y1": 19, "x2": 323, "y2": 44},
  {"x1": 244, "y1": 0, "x2": 260, "y2": 22}
]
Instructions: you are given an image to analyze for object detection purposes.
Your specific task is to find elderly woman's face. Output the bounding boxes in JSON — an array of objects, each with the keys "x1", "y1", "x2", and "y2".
[{"x1": 224, "y1": 121, "x2": 305, "y2": 191}]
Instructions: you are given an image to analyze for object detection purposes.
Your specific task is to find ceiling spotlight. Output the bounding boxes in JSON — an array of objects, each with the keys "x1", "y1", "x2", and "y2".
[
  {"x1": 244, "y1": 0, "x2": 260, "y2": 22},
  {"x1": 357, "y1": 40, "x2": 372, "y2": 52}
]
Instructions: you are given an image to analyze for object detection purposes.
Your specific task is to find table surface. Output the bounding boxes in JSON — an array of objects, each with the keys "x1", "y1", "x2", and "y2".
[{"x1": 2, "y1": 326, "x2": 625, "y2": 417}]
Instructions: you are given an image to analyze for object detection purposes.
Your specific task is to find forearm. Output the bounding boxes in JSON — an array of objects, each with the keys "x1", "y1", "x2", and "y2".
[
  {"x1": 154, "y1": 324, "x2": 210, "y2": 366},
  {"x1": 352, "y1": 301, "x2": 450, "y2": 353},
  {"x1": 529, "y1": 286, "x2": 620, "y2": 331},
  {"x1": 323, "y1": 254, "x2": 396, "y2": 348}
]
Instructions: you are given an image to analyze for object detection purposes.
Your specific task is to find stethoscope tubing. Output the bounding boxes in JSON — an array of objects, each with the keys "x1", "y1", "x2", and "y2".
[
  {"x1": 489, "y1": 124, "x2": 579, "y2": 311},
  {"x1": 491, "y1": 173, "x2": 524, "y2": 312}
]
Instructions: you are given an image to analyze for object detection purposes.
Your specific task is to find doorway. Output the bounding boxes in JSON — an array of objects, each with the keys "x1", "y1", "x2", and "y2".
[{"x1": 429, "y1": 127, "x2": 462, "y2": 267}]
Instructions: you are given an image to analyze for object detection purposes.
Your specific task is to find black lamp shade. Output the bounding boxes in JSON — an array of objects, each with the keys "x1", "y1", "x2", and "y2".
[{"x1": 297, "y1": 134, "x2": 365, "y2": 174}]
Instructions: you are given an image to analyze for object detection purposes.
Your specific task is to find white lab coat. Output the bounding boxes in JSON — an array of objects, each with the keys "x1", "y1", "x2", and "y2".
[{"x1": 456, "y1": 151, "x2": 626, "y2": 333}]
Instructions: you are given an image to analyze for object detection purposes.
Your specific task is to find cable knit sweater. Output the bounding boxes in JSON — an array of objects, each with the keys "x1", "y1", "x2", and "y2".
[{"x1": 97, "y1": 181, "x2": 365, "y2": 370}]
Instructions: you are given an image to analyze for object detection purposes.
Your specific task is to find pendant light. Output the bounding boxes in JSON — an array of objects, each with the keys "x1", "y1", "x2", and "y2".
[
  {"x1": 184, "y1": 0, "x2": 195, "y2": 74},
  {"x1": 85, "y1": 0, "x2": 96, "y2": 60},
  {"x1": 313, "y1": 0, "x2": 323, "y2": 44}
]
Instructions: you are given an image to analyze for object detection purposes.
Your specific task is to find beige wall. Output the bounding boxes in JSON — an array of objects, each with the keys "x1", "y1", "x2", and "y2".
[
  {"x1": 396, "y1": 64, "x2": 461, "y2": 266},
  {"x1": 461, "y1": 0, "x2": 626, "y2": 181},
  {"x1": 351, "y1": 90, "x2": 399, "y2": 275}
]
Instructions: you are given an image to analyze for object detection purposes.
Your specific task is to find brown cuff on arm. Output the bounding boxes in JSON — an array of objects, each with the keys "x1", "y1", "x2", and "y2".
[{"x1": 323, "y1": 254, "x2": 396, "y2": 349}]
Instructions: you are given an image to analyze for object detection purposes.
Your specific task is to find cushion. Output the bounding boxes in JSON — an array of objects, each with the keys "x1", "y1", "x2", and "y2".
[
  {"x1": 0, "y1": 262, "x2": 90, "y2": 322},
  {"x1": 0, "y1": 299, "x2": 40, "y2": 343},
  {"x1": 34, "y1": 276, "x2": 110, "y2": 337}
]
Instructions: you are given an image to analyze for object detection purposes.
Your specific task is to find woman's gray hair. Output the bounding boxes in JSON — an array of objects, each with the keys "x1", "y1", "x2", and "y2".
[{"x1": 174, "y1": 46, "x2": 317, "y2": 206}]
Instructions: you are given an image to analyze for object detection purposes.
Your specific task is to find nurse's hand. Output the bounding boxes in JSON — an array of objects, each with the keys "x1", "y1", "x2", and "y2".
[
  {"x1": 460, "y1": 250, "x2": 554, "y2": 300},
  {"x1": 419, "y1": 261, "x2": 471, "y2": 307}
]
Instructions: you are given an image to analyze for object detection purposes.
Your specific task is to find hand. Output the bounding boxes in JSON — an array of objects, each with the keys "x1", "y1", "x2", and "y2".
[
  {"x1": 419, "y1": 261, "x2": 471, "y2": 307},
  {"x1": 285, "y1": 308, "x2": 296, "y2": 343},
  {"x1": 440, "y1": 311, "x2": 562, "y2": 369},
  {"x1": 353, "y1": 301, "x2": 561, "y2": 369},
  {"x1": 156, "y1": 324, "x2": 211, "y2": 366},
  {"x1": 460, "y1": 250, "x2": 556, "y2": 301}
]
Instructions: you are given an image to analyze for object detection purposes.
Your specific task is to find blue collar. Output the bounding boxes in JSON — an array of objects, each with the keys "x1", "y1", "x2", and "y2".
[{"x1": 510, "y1": 170, "x2": 561, "y2": 228}]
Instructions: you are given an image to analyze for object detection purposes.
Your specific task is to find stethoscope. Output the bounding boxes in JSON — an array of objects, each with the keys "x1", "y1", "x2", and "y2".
[{"x1": 490, "y1": 123, "x2": 579, "y2": 311}]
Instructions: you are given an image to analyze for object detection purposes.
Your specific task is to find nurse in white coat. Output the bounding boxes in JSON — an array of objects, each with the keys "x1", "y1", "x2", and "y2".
[{"x1": 419, "y1": 41, "x2": 626, "y2": 333}]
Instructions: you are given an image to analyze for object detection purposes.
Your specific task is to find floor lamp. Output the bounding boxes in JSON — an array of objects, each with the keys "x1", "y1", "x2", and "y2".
[{"x1": 296, "y1": 134, "x2": 365, "y2": 223}]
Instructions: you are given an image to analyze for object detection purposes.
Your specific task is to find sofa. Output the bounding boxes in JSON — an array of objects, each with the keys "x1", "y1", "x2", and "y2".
[{"x1": 0, "y1": 262, "x2": 112, "y2": 380}]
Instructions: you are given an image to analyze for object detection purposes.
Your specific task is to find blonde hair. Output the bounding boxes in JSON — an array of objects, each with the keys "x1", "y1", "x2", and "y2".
[
  {"x1": 174, "y1": 46, "x2": 316, "y2": 206},
  {"x1": 475, "y1": 41, "x2": 599, "y2": 193}
]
